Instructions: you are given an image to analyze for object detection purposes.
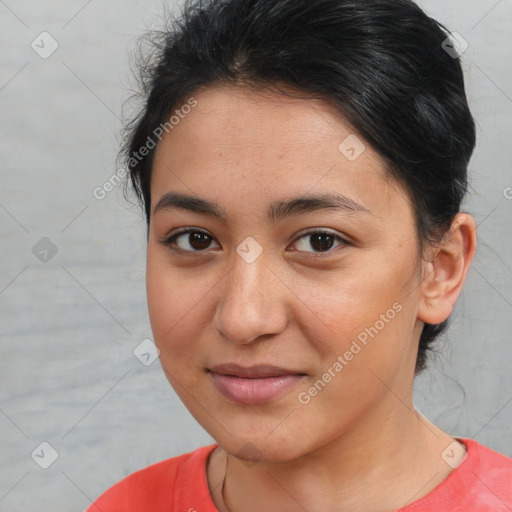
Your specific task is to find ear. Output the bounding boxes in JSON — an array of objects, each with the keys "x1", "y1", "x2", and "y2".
[{"x1": 417, "y1": 213, "x2": 477, "y2": 325}]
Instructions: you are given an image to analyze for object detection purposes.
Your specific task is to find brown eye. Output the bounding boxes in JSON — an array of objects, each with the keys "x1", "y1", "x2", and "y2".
[
  {"x1": 159, "y1": 229, "x2": 220, "y2": 253},
  {"x1": 292, "y1": 230, "x2": 348, "y2": 255}
]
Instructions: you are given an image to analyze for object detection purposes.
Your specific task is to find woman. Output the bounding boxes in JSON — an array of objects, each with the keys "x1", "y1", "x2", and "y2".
[{"x1": 88, "y1": 0, "x2": 512, "y2": 510}]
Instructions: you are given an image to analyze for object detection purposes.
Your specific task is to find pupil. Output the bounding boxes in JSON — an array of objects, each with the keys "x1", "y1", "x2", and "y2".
[
  {"x1": 186, "y1": 233, "x2": 335, "y2": 252},
  {"x1": 190, "y1": 232, "x2": 211, "y2": 250},
  {"x1": 311, "y1": 233, "x2": 333, "y2": 252}
]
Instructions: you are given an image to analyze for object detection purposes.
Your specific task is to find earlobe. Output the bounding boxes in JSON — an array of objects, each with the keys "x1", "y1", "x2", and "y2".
[{"x1": 417, "y1": 213, "x2": 477, "y2": 325}]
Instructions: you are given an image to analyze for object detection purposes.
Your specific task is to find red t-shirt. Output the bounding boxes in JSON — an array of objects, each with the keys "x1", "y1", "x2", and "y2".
[{"x1": 87, "y1": 438, "x2": 512, "y2": 511}]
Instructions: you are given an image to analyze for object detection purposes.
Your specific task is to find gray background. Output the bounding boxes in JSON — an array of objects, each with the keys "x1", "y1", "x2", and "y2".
[{"x1": 0, "y1": 1, "x2": 511, "y2": 511}]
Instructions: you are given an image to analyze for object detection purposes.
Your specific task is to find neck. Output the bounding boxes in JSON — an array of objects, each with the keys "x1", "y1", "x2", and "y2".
[{"x1": 212, "y1": 393, "x2": 461, "y2": 512}]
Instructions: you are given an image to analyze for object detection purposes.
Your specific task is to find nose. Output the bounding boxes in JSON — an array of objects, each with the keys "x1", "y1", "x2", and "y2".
[{"x1": 212, "y1": 252, "x2": 289, "y2": 345}]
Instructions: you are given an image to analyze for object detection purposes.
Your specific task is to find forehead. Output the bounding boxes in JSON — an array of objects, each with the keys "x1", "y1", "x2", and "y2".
[{"x1": 150, "y1": 83, "x2": 413, "y2": 224}]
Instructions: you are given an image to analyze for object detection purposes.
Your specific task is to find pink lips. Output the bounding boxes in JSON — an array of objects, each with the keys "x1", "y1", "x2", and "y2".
[{"x1": 208, "y1": 363, "x2": 306, "y2": 405}]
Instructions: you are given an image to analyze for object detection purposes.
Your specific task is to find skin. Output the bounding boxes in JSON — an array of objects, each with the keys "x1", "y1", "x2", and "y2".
[{"x1": 146, "y1": 83, "x2": 477, "y2": 512}]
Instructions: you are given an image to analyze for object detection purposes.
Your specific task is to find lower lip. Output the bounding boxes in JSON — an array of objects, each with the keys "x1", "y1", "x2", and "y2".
[{"x1": 209, "y1": 372, "x2": 305, "y2": 405}]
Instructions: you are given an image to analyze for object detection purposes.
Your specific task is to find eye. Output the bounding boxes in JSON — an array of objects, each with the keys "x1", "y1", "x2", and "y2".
[
  {"x1": 159, "y1": 227, "x2": 349, "y2": 256},
  {"x1": 290, "y1": 229, "x2": 349, "y2": 255},
  {"x1": 159, "y1": 228, "x2": 220, "y2": 253}
]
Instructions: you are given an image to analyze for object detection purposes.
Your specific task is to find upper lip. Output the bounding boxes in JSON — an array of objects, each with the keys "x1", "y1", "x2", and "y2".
[{"x1": 208, "y1": 363, "x2": 305, "y2": 379}]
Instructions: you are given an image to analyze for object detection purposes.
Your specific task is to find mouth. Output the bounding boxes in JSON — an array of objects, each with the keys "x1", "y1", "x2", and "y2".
[{"x1": 207, "y1": 363, "x2": 307, "y2": 405}]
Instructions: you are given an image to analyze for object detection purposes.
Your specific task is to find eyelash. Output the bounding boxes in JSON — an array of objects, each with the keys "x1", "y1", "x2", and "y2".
[{"x1": 158, "y1": 228, "x2": 350, "y2": 257}]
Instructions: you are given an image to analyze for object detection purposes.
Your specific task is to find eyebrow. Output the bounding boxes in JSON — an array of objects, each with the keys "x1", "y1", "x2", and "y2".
[{"x1": 152, "y1": 192, "x2": 371, "y2": 224}]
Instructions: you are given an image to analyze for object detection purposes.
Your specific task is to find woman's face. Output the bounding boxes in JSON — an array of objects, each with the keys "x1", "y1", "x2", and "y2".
[{"x1": 147, "y1": 84, "x2": 428, "y2": 461}]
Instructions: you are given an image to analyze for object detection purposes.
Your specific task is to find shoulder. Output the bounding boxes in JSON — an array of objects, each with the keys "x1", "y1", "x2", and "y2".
[
  {"x1": 400, "y1": 438, "x2": 512, "y2": 512},
  {"x1": 470, "y1": 438, "x2": 512, "y2": 471},
  {"x1": 86, "y1": 443, "x2": 218, "y2": 512},
  {"x1": 467, "y1": 438, "x2": 512, "y2": 497}
]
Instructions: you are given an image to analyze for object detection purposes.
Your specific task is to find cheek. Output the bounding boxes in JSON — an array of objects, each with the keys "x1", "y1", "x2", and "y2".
[
  {"x1": 146, "y1": 252, "x2": 208, "y2": 355},
  {"x1": 292, "y1": 258, "x2": 415, "y2": 351},
  {"x1": 288, "y1": 263, "x2": 420, "y2": 407},
  {"x1": 292, "y1": 291, "x2": 414, "y2": 428},
  {"x1": 298, "y1": 293, "x2": 412, "y2": 388}
]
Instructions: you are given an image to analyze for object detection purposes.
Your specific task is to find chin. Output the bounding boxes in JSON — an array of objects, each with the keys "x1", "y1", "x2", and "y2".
[{"x1": 214, "y1": 430, "x2": 313, "y2": 464}]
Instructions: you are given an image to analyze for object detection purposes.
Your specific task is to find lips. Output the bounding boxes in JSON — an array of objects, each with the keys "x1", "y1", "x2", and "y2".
[
  {"x1": 209, "y1": 363, "x2": 304, "y2": 379},
  {"x1": 207, "y1": 363, "x2": 306, "y2": 405}
]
